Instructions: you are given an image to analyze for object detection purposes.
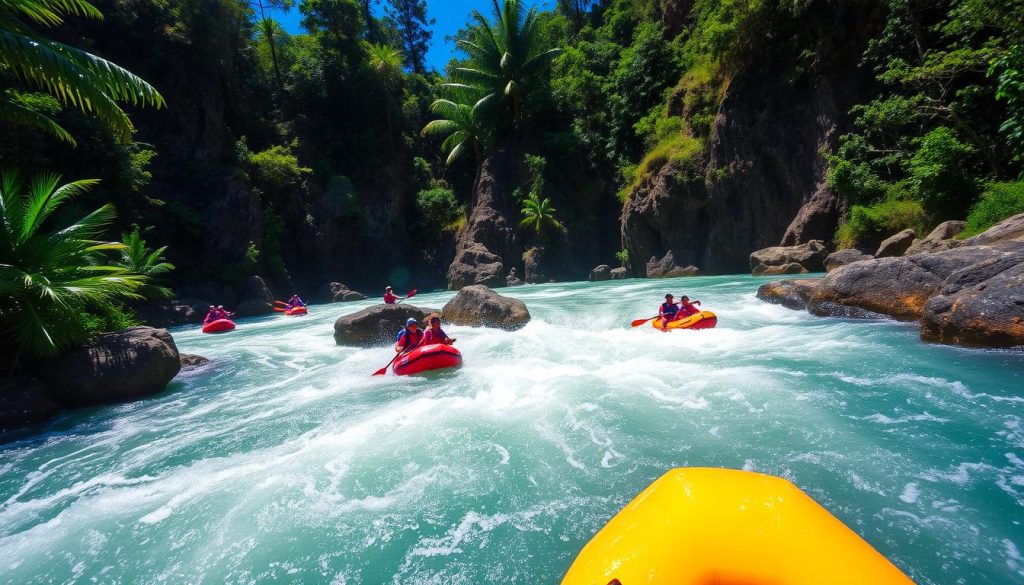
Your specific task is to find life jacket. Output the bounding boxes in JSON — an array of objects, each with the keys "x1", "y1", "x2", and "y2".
[
  {"x1": 384, "y1": 292, "x2": 397, "y2": 304},
  {"x1": 679, "y1": 301, "x2": 698, "y2": 316},
  {"x1": 423, "y1": 327, "x2": 448, "y2": 344},
  {"x1": 396, "y1": 328, "x2": 424, "y2": 349},
  {"x1": 660, "y1": 302, "x2": 679, "y2": 317}
]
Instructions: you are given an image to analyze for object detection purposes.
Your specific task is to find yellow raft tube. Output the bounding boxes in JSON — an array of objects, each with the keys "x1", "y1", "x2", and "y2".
[
  {"x1": 652, "y1": 310, "x2": 718, "y2": 331},
  {"x1": 562, "y1": 468, "x2": 915, "y2": 585}
]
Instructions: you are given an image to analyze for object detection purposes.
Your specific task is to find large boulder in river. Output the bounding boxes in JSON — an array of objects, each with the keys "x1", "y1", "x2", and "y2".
[
  {"x1": 753, "y1": 262, "x2": 807, "y2": 277},
  {"x1": 233, "y1": 275, "x2": 275, "y2": 316},
  {"x1": 905, "y1": 221, "x2": 965, "y2": 256},
  {"x1": 506, "y1": 267, "x2": 523, "y2": 286},
  {"x1": 41, "y1": 327, "x2": 181, "y2": 407},
  {"x1": 750, "y1": 240, "x2": 827, "y2": 275},
  {"x1": 875, "y1": 228, "x2": 916, "y2": 258},
  {"x1": 920, "y1": 259, "x2": 1024, "y2": 347},
  {"x1": 333, "y1": 304, "x2": 437, "y2": 346},
  {"x1": 610, "y1": 267, "x2": 628, "y2": 279},
  {"x1": 824, "y1": 249, "x2": 872, "y2": 272},
  {"x1": 589, "y1": 264, "x2": 611, "y2": 281},
  {"x1": 339, "y1": 290, "x2": 366, "y2": 302},
  {"x1": 800, "y1": 214, "x2": 1024, "y2": 347},
  {"x1": 441, "y1": 285, "x2": 530, "y2": 331},
  {"x1": 0, "y1": 377, "x2": 60, "y2": 431},
  {"x1": 756, "y1": 278, "x2": 823, "y2": 311}
]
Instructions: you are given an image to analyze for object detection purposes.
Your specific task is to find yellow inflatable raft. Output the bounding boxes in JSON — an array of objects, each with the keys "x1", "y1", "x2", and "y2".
[
  {"x1": 562, "y1": 468, "x2": 914, "y2": 585},
  {"x1": 652, "y1": 310, "x2": 718, "y2": 331}
]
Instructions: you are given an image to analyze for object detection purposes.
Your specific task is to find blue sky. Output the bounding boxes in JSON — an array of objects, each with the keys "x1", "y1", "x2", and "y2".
[{"x1": 266, "y1": 0, "x2": 554, "y2": 72}]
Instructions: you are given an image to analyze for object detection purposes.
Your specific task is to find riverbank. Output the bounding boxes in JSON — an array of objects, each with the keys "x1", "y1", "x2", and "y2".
[{"x1": 0, "y1": 277, "x2": 1021, "y2": 584}]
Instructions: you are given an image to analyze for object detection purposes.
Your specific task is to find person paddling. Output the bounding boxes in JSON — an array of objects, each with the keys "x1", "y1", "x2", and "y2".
[
  {"x1": 286, "y1": 294, "x2": 306, "y2": 309},
  {"x1": 658, "y1": 294, "x2": 680, "y2": 331},
  {"x1": 423, "y1": 313, "x2": 456, "y2": 345},
  {"x1": 677, "y1": 295, "x2": 701, "y2": 317},
  {"x1": 395, "y1": 317, "x2": 424, "y2": 353},
  {"x1": 384, "y1": 286, "x2": 398, "y2": 304},
  {"x1": 203, "y1": 305, "x2": 218, "y2": 325}
]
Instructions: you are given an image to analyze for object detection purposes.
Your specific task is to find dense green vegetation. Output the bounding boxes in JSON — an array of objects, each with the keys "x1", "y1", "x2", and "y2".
[
  {"x1": 2, "y1": 0, "x2": 1023, "y2": 364},
  {"x1": 826, "y1": 0, "x2": 1024, "y2": 248}
]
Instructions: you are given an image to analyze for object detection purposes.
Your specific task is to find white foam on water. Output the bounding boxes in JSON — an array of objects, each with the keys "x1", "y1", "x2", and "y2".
[
  {"x1": 1, "y1": 276, "x2": 1021, "y2": 584},
  {"x1": 900, "y1": 482, "x2": 921, "y2": 504}
]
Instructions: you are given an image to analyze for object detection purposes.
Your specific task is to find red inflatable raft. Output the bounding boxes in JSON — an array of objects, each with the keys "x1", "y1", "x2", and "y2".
[
  {"x1": 393, "y1": 344, "x2": 462, "y2": 376},
  {"x1": 202, "y1": 319, "x2": 236, "y2": 334},
  {"x1": 284, "y1": 306, "x2": 308, "y2": 316}
]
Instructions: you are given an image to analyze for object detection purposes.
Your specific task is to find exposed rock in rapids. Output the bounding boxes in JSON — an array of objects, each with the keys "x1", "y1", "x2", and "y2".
[
  {"x1": 447, "y1": 146, "x2": 524, "y2": 289},
  {"x1": 180, "y1": 354, "x2": 210, "y2": 370},
  {"x1": 314, "y1": 282, "x2": 349, "y2": 303},
  {"x1": 875, "y1": 228, "x2": 916, "y2": 258},
  {"x1": 755, "y1": 278, "x2": 823, "y2": 311},
  {"x1": 333, "y1": 304, "x2": 438, "y2": 346},
  {"x1": 905, "y1": 221, "x2": 965, "y2": 256},
  {"x1": 506, "y1": 267, "x2": 523, "y2": 286},
  {"x1": 795, "y1": 215, "x2": 1024, "y2": 347},
  {"x1": 233, "y1": 275, "x2": 275, "y2": 316},
  {"x1": 921, "y1": 259, "x2": 1024, "y2": 348},
  {"x1": 752, "y1": 262, "x2": 809, "y2": 276},
  {"x1": 621, "y1": 2, "x2": 875, "y2": 274},
  {"x1": 590, "y1": 265, "x2": 612, "y2": 281},
  {"x1": 339, "y1": 290, "x2": 366, "y2": 302},
  {"x1": 610, "y1": 267, "x2": 628, "y2": 279},
  {"x1": 41, "y1": 327, "x2": 181, "y2": 407},
  {"x1": 0, "y1": 377, "x2": 60, "y2": 431},
  {"x1": 441, "y1": 285, "x2": 531, "y2": 331},
  {"x1": 750, "y1": 240, "x2": 827, "y2": 275},
  {"x1": 824, "y1": 249, "x2": 873, "y2": 272},
  {"x1": 646, "y1": 251, "x2": 700, "y2": 278}
]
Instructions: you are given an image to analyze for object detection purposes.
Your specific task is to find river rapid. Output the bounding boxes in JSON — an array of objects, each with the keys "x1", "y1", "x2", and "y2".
[{"x1": 1, "y1": 276, "x2": 1023, "y2": 584}]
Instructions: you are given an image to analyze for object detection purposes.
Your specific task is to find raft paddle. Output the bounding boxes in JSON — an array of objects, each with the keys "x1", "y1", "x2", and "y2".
[
  {"x1": 273, "y1": 300, "x2": 288, "y2": 312},
  {"x1": 631, "y1": 316, "x2": 658, "y2": 327},
  {"x1": 395, "y1": 289, "x2": 418, "y2": 304},
  {"x1": 373, "y1": 349, "x2": 408, "y2": 376}
]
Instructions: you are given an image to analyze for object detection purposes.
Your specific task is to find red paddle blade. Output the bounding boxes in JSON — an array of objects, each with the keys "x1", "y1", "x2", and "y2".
[
  {"x1": 631, "y1": 317, "x2": 656, "y2": 327},
  {"x1": 372, "y1": 367, "x2": 387, "y2": 376},
  {"x1": 406, "y1": 289, "x2": 418, "y2": 298},
  {"x1": 273, "y1": 300, "x2": 288, "y2": 306}
]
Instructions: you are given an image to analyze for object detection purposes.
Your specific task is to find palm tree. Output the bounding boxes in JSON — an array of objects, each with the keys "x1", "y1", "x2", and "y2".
[
  {"x1": 365, "y1": 42, "x2": 403, "y2": 150},
  {"x1": 451, "y1": 0, "x2": 562, "y2": 129},
  {"x1": 519, "y1": 192, "x2": 565, "y2": 235},
  {"x1": 0, "y1": 171, "x2": 145, "y2": 358},
  {"x1": 257, "y1": 17, "x2": 287, "y2": 94},
  {"x1": 0, "y1": 0, "x2": 165, "y2": 145},
  {"x1": 117, "y1": 228, "x2": 175, "y2": 300},
  {"x1": 420, "y1": 95, "x2": 490, "y2": 167}
]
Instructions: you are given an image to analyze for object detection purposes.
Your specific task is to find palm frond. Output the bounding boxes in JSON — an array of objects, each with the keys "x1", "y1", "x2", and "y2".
[{"x1": 0, "y1": 93, "x2": 75, "y2": 144}]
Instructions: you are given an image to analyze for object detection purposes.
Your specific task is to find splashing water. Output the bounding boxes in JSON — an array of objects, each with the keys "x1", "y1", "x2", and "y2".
[{"x1": 1, "y1": 276, "x2": 1022, "y2": 584}]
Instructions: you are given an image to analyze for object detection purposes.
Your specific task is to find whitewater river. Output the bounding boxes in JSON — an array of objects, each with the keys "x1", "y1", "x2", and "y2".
[{"x1": 1, "y1": 276, "x2": 1022, "y2": 584}]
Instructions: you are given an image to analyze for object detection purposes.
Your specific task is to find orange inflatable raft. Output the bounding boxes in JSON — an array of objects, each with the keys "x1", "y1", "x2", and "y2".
[{"x1": 562, "y1": 467, "x2": 914, "y2": 585}]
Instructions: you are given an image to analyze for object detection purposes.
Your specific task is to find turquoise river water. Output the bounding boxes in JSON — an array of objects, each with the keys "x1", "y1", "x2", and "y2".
[{"x1": 1, "y1": 276, "x2": 1023, "y2": 584}]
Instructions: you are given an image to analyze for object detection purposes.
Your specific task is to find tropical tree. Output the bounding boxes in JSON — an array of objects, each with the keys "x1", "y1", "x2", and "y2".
[
  {"x1": 519, "y1": 191, "x2": 564, "y2": 235},
  {"x1": 420, "y1": 95, "x2": 489, "y2": 167},
  {"x1": 116, "y1": 228, "x2": 175, "y2": 300},
  {"x1": 0, "y1": 0, "x2": 165, "y2": 145},
  {"x1": 450, "y1": 0, "x2": 563, "y2": 129},
  {"x1": 384, "y1": 0, "x2": 433, "y2": 73},
  {"x1": 365, "y1": 42, "x2": 403, "y2": 148},
  {"x1": 0, "y1": 172, "x2": 145, "y2": 359}
]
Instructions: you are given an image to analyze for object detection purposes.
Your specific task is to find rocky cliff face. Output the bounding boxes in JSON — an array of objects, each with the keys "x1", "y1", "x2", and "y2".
[
  {"x1": 448, "y1": 146, "x2": 525, "y2": 289},
  {"x1": 622, "y1": 1, "x2": 876, "y2": 275}
]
